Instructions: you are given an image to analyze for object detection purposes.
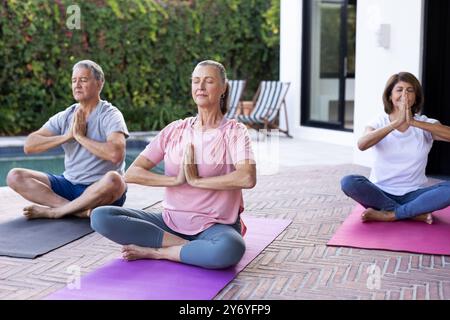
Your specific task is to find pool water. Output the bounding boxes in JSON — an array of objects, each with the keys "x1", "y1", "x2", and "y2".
[{"x1": 0, "y1": 140, "x2": 164, "y2": 187}]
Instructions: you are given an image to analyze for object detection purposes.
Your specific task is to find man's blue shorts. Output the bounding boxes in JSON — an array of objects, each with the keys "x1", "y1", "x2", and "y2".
[{"x1": 46, "y1": 173, "x2": 126, "y2": 207}]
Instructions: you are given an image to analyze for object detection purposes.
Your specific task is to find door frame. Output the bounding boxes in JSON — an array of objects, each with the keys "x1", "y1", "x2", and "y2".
[{"x1": 300, "y1": 0, "x2": 355, "y2": 131}]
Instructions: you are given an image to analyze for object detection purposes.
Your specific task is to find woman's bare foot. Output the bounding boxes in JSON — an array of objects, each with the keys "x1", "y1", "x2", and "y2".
[
  {"x1": 412, "y1": 213, "x2": 433, "y2": 224},
  {"x1": 23, "y1": 205, "x2": 58, "y2": 219},
  {"x1": 361, "y1": 208, "x2": 434, "y2": 224},
  {"x1": 361, "y1": 208, "x2": 396, "y2": 222},
  {"x1": 122, "y1": 244, "x2": 162, "y2": 261}
]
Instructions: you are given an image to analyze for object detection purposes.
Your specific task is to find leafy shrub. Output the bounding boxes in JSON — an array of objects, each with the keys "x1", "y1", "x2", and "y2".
[{"x1": 0, "y1": 0, "x2": 279, "y2": 134}]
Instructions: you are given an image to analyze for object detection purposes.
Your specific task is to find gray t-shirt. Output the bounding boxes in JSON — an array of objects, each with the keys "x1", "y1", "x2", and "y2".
[{"x1": 43, "y1": 100, "x2": 129, "y2": 185}]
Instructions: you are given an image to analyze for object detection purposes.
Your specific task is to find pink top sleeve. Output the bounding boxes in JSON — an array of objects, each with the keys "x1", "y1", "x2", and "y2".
[
  {"x1": 225, "y1": 123, "x2": 255, "y2": 165},
  {"x1": 140, "y1": 120, "x2": 180, "y2": 164}
]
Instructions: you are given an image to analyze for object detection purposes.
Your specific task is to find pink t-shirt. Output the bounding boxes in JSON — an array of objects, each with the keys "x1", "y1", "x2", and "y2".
[{"x1": 140, "y1": 116, "x2": 255, "y2": 235}]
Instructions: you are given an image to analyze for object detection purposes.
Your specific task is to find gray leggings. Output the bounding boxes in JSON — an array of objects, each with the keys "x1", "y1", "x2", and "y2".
[{"x1": 90, "y1": 206, "x2": 246, "y2": 269}]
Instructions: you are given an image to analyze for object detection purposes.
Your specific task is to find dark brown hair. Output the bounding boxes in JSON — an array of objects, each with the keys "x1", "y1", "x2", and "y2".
[
  {"x1": 382, "y1": 72, "x2": 424, "y2": 114},
  {"x1": 194, "y1": 60, "x2": 229, "y2": 115}
]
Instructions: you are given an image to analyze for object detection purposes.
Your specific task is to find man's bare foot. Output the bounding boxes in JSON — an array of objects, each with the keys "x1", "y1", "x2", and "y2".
[
  {"x1": 412, "y1": 213, "x2": 433, "y2": 224},
  {"x1": 361, "y1": 208, "x2": 396, "y2": 222},
  {"x1": 24, "y1": 206, "x2": 92, "y2": 219},
  {"x1": 122, "y1": 244, "x2": 162, "y2": 261},
  {"x1": 23, "y1": 205, "x2": 59, "y2": 219},
  {"x1": 73, "y1": 209, "x2": 92, "y2": 218}
]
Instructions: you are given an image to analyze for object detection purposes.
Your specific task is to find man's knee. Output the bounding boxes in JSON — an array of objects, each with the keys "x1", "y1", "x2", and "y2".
[
  {"x1": 104, "y1": 171, "x2": 125, "y2": 185},
  {"x1": 98, "y1": 171, "x2": 126, "y2": 195},
  {"x1": 6, "y1": 168, "x2": 27, "y2": 188}
]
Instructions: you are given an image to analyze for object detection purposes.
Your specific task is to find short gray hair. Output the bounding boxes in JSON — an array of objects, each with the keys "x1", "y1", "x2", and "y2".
[{"x1": 73, "y1": 60, "x2": 105, "y2": 89}]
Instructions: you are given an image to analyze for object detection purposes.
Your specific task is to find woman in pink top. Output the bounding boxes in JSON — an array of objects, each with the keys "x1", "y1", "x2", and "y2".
[{"x1": 91, "y1": 60, "x2": 256, "y2": 269}]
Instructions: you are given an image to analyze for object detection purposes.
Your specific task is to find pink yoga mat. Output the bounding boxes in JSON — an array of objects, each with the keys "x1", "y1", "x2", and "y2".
[
  {"x1": 46, "y1": 216, "x2": 291, "y2": 300},
  {"x1": 328, "y1": 205, "x2": 450, "y2": 255}
]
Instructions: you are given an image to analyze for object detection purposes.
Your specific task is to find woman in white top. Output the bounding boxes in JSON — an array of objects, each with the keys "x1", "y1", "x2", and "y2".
[{"x1": 341, "y1": 72, "x2": 450, "y2": 223}]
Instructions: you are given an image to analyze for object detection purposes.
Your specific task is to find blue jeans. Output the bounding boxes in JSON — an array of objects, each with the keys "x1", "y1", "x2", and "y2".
[
  {"x1": 90, "y1": 206, "x2": 246, "y2": 269},
  {"x1": 340, "y1": 175, "x2": 450, "y2": 219}
]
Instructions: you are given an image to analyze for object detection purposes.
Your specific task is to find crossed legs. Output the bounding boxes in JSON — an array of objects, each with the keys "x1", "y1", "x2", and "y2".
[
  {"x1": 91, "y1": 207, "x2": 245, "y2": 269},
  {"x1": 340, "y1": 175, "x2": 450, "y2": 224},
  {"x1": 7, "y1": 168, "x2": 126, "y2": 219}
]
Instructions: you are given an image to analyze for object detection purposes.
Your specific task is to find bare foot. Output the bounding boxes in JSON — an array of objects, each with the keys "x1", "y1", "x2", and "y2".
[
  {"x1": 412, "y1": 213, "x2": 433, "y2": 225},
  {"x1": 23, "y1": 205, "x2": 58, "y2": 219},
  {"x1": 122, "y1": 244, "x2": 162, "y2": 261},
  {"x1": 73, "y1": 209, "x2": 92, "y2": 218},
  {"x1": 361, "y1": 208, "x2": 396, "y2": 222}
]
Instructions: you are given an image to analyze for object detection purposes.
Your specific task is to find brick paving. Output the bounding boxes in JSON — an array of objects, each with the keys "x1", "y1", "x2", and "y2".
[{"x1": 1, "y1": 164, "x2": 450, "y2": 300}]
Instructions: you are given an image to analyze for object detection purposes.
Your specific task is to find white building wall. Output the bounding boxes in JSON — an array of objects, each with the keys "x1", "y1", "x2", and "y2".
[
  {"x1": 280, "y1": 0, "x2": 425, "y2": 162},
  {"x1": 353, "y1": 0, "x2": 424, "y2": 166}
]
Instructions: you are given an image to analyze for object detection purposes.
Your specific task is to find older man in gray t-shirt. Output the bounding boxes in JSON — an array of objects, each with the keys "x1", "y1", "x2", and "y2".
[{"x1": 7, "y1": 60, "x2": 129, "y2": 219}]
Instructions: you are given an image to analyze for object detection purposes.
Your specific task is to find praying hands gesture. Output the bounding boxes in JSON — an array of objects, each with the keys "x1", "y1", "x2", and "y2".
[
  {"x1": 184, "y1": 143, "x2": 200, "y2": 186},
  {"x1": 401, "y1": 92, "x2": 414, "y2": 126},
  {"x1": 73, "y1": 108, "x2": 87, "y2": 141},
  {"x1": 391, "y1": 91, "x2": 413, "y2": 129},
  {"x1": 397, "y1": 91, "x2": 450, "y2": 141},
  {"x1": 180, "y1": 142, "x2": 255, "y2": 190}
]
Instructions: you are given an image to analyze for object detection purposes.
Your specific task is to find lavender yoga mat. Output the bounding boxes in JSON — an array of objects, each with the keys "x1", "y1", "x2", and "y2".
[
  {"x1": 328, "y1": 205, "x2": 450, "y2": 255},
  {"x1": 46, "y1": 216, "x2": 291, "y2": 300}
]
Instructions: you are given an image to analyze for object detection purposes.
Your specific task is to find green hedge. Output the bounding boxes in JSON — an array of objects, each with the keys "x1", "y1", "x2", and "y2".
[{"x1": 0, "y1": 0, "x2": 279, "y2": 135}]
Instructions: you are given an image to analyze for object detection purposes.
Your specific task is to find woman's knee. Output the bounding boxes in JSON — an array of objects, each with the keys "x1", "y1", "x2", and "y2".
[
  {"x1": 439, "y1": 181, "x2": 450, "y2": 189},
  {"x1": 439, "y1": 181, "x2": 450, "y2": 203},
  {"x1": 90, "y1": 206, "x2": 120, "y2": 234},
  {"x1": 209, "y1": 235, "x2": 246, "y2": 269},
  {"x1": 340, "y1": 174, "x2": 364, "y2": 195}
]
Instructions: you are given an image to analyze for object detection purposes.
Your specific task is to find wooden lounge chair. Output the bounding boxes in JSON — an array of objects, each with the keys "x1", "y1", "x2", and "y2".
[
  {"x1": 237, "y1": 81, "x2": 291, "y2": 137},
  {"x1": 225, "y1": 80, "x2": 246, "y2": 119}
]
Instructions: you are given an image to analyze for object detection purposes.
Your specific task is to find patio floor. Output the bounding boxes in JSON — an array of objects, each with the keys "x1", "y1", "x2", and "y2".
[{"x1": 1, "y1": 136, "x2": 449, "y2": 300}]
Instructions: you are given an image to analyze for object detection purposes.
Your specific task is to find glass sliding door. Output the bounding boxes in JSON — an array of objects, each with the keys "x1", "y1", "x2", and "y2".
[{"x1": 301, "y1": 0, "x2": 356, "y2": 131}]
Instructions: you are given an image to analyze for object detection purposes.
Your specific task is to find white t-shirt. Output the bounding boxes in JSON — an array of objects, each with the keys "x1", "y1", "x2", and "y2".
[{"x1": 367, "y1": 113, "x2": 438, "y2": 196}]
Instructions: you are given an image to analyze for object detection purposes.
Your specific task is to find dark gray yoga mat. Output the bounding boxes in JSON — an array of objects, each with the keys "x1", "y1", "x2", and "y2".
[{"x1": 0, "y1": 216, "x2": 93, "y2": 258}]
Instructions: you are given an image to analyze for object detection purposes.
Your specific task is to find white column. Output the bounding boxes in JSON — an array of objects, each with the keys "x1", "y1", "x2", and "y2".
[{"x1": 280, "y1": 0, "x2": 302, "y2": 138}]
